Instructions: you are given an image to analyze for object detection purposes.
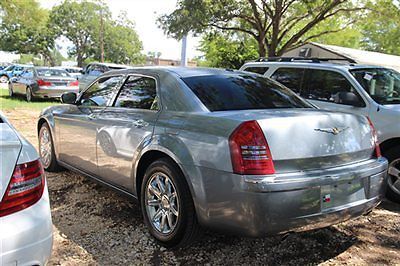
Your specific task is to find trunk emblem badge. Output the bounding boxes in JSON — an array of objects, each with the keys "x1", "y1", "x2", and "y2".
[{"x1": 314, "y1": 127, "x2": 349, "y2": 135}]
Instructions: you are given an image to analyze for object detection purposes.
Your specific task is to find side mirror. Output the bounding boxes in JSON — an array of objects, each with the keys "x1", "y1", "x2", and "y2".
[
  {"x1": 61, "y1": 92, "x2": 77, "y2": 104},
  {"x1": 335, "y1": 92, "x2": 364, "y2": 107}
]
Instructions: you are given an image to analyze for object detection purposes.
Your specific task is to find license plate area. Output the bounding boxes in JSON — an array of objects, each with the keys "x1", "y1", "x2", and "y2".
[{"x1": 321, "y1": 179, "x2": 366, "y2": 211}]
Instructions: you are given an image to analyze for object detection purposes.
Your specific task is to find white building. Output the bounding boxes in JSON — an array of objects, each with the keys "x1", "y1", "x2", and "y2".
[
  {"x1": 283, "y1": 42, "x2": 400, "y2": 72},
  {"x1": 0, "y1": 51, "x2": 20, "y2": 63}
]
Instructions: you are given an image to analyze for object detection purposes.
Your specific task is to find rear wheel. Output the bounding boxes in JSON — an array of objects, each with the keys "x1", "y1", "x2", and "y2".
[
  {"x1": 0, "y1": 75, "x2": 8, "y2": 83},
  {"x1": 26, "y1": 87, "x2": 34, "y2": 102},
  {"x1": 140, "y1": 158, "x2": 201, "y2": 248},
  {"x1": 39, "y1": 123, "x2": 62, "y2": 172},
  {"x1": 385, "y1": 147, "x2": 400, "y2": 203}
]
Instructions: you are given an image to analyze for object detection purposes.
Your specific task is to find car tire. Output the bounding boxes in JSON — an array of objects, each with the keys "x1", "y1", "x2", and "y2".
[
  {"x1": 39, "y1": 123, "x2": 63, "y2": 172},
  {"x1": 8, "y1": 82, "x2": 13, "y2": 97},
  {"x1": 140, "y1": 158, "x2": 201, "y2": 248},
  {"x1": 0, "y1": 75, "x2": 8, "y2": 83},
  {"x1": 26, "y1": 87, "x2": 34, "y2": 102},
  {"x1": 384, "y1": 147, "x2": 400, "y2": 203}
]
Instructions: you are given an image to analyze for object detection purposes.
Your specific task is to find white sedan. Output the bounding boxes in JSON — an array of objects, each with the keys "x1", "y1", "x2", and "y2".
[{"x1": 0, "y1": 112, "x2": 52, "y2": 265}]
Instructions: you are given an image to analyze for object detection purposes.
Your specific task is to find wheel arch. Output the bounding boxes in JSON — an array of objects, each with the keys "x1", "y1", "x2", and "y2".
[
  {"x1": 380, "y1": 137, "x2": 400, "y2": 155},
  {"x1": 37, "y1": 116, "x2": 58, "y2": 158}
]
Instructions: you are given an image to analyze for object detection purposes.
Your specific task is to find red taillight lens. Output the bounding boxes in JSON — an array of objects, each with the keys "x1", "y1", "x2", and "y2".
[
  {"x1": 37, "y1": 79, "x2": 52, "y2": 86},
  {"x1": 367, "y1": 117, "x2": 381, "y2": 158},
  {"x1": 68, "y1": 80, "x2": 79, "y2": 86},
  {"x1": 0, "y1": 159, "x2": 45, "y2": 217},
  {"x1": 229, "y1": 120, "x2": 275, "y2": 175}
]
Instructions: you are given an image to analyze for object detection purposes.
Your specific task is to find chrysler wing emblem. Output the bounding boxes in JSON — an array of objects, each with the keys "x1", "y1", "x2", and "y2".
[{"x1": 314, "y1": 127, "x2": 349, "y2": 135}]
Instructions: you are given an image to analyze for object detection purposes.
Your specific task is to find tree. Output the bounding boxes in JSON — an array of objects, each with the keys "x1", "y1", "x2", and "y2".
[
  {"x1": 0, "y1": 0, "x2": 56, "y2": 65},
  {"x1": 50, "y1": 1, "x2": 144, "y2": 67},
  {"x1": 361, "y1": 0, "x2": 400, "y2": 55},
  {"x1": 158, "y1": 0, "x2": 365, "y2": 57},
  {"x1": 198, "y1": 31, "x2": 258, "y2": 68}
]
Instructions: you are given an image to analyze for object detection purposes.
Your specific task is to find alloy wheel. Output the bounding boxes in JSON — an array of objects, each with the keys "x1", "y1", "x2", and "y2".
[
  {"x1": 388, "y1": 159, "x2": 400, "y2": 195},
  {"x1": 40, "y1": 126, "x2": 52, "y2": 168},
  {"x1": 145, "y1": 172, "x2": 180, "y2": 235},
  {"x1": 0, "y1": 75, "x2": 8, "y2": 83}
]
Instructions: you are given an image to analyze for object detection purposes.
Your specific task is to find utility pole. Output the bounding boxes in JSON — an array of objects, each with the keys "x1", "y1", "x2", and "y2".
[
  {"x1": 100, "y1": 9, "x2": 104, "y2": 63},
  {"x1": 180, "y1": 35, "x2": 187, "y2": 67}
]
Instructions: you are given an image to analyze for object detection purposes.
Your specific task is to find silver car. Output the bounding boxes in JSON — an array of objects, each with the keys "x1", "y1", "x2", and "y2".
[{"x1": 37, "y1": 67, "x2": 388, "y2": 247}]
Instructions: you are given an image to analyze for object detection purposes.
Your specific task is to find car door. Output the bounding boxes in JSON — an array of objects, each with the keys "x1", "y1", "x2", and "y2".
[
  {"x1": 56, "y1": 75, "x2": 125, "y2": 175},
  {"x1": 301, "y1": 68, "x2": 368, "y2": 116},
  {"x1": 13, "y1": 68, "x2": 31, "y2": 94},
  {"x1": 95, "y1": 74, "x2": 159, "y2": 191}
]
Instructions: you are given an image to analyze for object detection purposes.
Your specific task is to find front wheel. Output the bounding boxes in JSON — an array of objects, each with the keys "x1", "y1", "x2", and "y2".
[
  {"x1": 385, "y1": 147, "x2": 400, "y2": 203},
  {"x1": 39, "y1": 123, "x2": 63, "y2": 172},
  {"x1": 26, "y1": 87, "x2": 34, "y2": 102},
  {"x1": 8, "y1": 82, "x2": 13, "y2": 97},
  {"x1": 0, "y1": 75, "x2": 8, "y2": 83},
  {"x1": 140, "y1": 158, "x2": 201, "y2": 248}
]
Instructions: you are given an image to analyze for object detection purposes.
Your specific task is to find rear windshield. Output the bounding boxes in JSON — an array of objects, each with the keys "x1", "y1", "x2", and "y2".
[
  {"x1": 36, "y1": 68, "x2": 70, "y2": 77},
  {"x1": 182, "y1": 74, "x2": 312, "y2": 111}
]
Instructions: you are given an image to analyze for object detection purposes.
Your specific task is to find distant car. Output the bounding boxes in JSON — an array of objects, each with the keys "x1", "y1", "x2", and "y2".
[
  {"x1": 9, "y1": 67, "x2": 79, "y2": 102},
  {"x1": 0, "y1": 64, "x2": 31, "y2": 83},
  {"x1": 57, "y1": 66, "x2": 82, "y2": 79},
  {"x1": 38, "y1": 67, "x2": 387, "y2": 247},
  {"x1": 79, "y1": 62, "x2": 130, "y2": 91},
  {"x1": 0, "y1": 112, "x2": 53, "y2": 265}
]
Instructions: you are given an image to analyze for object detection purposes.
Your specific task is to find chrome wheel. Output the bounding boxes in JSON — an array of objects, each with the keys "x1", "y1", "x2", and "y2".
[
  {"x1": 145, "y1": 172, "x2": 179, "y2": 235},
  {"x1": 40, "y1": 127, "x2": 52, "y2": 168},
  {"x1": 0, "y1": 75, "x2": 8, "y2": 83},
  {"x1": 26, "y1": 87, "x2": 32, "y2": 102},
  {"x1": 388, "y1": 159, "x2": 400, "y2": 195}
]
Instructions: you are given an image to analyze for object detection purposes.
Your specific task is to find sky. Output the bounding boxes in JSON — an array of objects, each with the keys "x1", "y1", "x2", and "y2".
[{"x1": 38, "y1": 0, "x2": 202, "y2": 60}]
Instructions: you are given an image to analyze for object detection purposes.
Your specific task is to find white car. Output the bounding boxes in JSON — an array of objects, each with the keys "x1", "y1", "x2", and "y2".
[
  {"x1": 0, "y1": 112, "x2": 52, "y2": 265},
  {"x1": 241, "y1": 58, "x2": 400, "y2": 203}
]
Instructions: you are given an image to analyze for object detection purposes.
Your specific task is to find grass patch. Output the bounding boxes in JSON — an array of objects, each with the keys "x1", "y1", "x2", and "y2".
[{"x1": 0, "y1": 87, "x2": 60, "y2": 111}]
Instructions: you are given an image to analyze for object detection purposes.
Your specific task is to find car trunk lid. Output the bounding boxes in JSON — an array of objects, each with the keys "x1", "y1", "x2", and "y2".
[
  {"x1": 0, "y1": 122, "x2": 21, "y2": 200},
  {"x1": 38, "y1": 76, "x2": 76, "y2": 87}
]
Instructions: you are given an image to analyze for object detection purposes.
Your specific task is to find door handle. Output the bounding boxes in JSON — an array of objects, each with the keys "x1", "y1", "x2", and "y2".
[
  {"x1": 132, "y1": 119, "x2": 146, "y2": 128},
  {"x1": 88, "y1": 113, "x2": 96, "y2": 120}
]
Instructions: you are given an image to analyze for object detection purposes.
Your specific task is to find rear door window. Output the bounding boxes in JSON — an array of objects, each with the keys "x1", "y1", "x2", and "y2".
[
  {"x1": 243, "y1": 66, "x2": 269, "y2": 75},
  {"x1": 303, "y1": 69, "x2": 363, "y2": 105},
  {"x1": 270, "y1": 68, "x2": 305, "y2": 94},
  {"x1": 182, "y1": 74, "x2": 312, "y2": 111}
]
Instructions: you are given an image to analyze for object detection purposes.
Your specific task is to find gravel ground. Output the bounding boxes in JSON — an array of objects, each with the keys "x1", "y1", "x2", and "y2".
[{"x1": 3, "y1": 108, "x2": 400, "y2": 265}]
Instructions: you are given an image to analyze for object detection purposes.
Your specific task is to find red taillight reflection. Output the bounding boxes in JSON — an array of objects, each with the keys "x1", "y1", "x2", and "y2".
[
  {"x1": 367, "y1": 117, "x2": 381, "y2": 158},
  {"x1": 37, "y1": 79, "x2": 52, "y2": 86},
  {"x1": 229, "y1": 120, "x2": 275, "y2": 175},
  {"x1": 0, "y1": 160, "x2": 45, "y2": 217}
]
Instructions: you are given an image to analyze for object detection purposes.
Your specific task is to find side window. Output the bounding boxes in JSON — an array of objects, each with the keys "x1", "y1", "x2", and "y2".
[
  {"x1": 270, "y1": 68, "x2": 305, "y2": 94},
  {"x1": 79, "y1": 76, "x2": 124, "y2": 107},
  {"x1": 22, "y1": 69, "x2": 33, "y2": 78},
  {"x1": 303, "y1": 69, "x2": 362, "y2": 105},
  {"x1": 114, "y1": 75, "x2": 157, "y2": 110},
  {"x1": 243, "y1": 66, "x2": 269, "y2": 75}
]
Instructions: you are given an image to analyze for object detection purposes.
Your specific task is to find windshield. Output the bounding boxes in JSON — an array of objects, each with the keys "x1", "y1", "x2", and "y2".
[
  {"x1": 37, "y1": 68, "x2": 70, "y2": 77},
  {"x1": 182, "y1": 74, "x2": 312, "y2": 111},
  {"x1": 351, "y1": 68, "x2": 400, "y2": 105}
]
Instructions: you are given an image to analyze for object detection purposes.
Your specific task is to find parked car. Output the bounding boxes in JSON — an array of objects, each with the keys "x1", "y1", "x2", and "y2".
[
  {"x1": 0, "y1": 112, "x2": 53, "y2": 265},
  {"x1": 240, "y1": 58, "x2": 400, "y2": 202},
  {"x1": 9, "y1": 67, "x2": 79, "y2": 102},
  {"x1": 38, "y1": 67, "x2": 388, "y2": 247},
  {"x1": 56, "y1": 66, "x2": 83, "y2": 79},
  {"x1": 0, "y1": 64, "x2": 31, "y2": 83},
  {"x1": 79, "y1": 62, "x2": 130, "y2": 91}
]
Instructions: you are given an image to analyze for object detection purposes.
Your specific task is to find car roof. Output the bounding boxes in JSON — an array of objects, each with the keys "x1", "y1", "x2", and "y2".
[
  {"x1": 242, "y1": 61, "x2": 390, "y2": 71},
  {"x1": 105, "y1": 66, "x2": 243, "y2": 78},
  {"x1": 87, "y1": 62, "x2": 131, "y2": 68}
]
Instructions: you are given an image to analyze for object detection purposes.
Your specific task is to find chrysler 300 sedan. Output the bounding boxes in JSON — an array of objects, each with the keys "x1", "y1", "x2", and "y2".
[{"x1": 37, "y1": 67, "x2": 388, "y2": 247}]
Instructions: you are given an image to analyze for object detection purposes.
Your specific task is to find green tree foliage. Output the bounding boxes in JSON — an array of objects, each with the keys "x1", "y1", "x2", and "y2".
[
  {"x1": 50, "y1": 1, "x2": 144, "y2": 67},
  {"x1": 0, "y1": 0, "x2": 56, "y2": 65},
  {"x1": 198, "y1": 31, "x2": 258, "y2": 69},
  {"x1": 159, "y1": 0, "x2": 364, "y2": 57},
  {"x1": 361, "y1": 0, "x2": 400, "y2": 55}
]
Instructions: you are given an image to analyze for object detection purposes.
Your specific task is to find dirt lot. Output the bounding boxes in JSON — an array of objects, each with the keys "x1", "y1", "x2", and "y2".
[{"x1": 3, "y1": 107, "x2": 400, "y2": 265}]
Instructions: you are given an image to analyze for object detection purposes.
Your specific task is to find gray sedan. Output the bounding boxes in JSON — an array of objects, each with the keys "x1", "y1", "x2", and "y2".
[
  {"x1": 37, "y1": 67, "x2": 388, "y2": 247},
  {"x1": 9, "y1": 67, "x2": 79, "y2": 101}
]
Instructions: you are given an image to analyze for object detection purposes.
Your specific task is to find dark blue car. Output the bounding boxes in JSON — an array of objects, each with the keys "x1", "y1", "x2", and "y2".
[{"x1": 0, "y1": 64, "x2": 31, "y2": 83}]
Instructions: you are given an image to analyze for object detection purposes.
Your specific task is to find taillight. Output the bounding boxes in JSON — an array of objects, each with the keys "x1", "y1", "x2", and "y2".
[
  {"x1": 68, "y1": 80, "x2": 79, "y2": 86},
  {"x1": 229, "y1": 120, "x2": 275, "y2": 175},
  {"x1": 367, "y1": 117, "x2": 381, "y2": 158},
  {"x1": 37, "y1": 79, "x2": 52, "y2": 86},
  {"x1": 0, "y1": 159, "x2": 45, "y2": 217}
]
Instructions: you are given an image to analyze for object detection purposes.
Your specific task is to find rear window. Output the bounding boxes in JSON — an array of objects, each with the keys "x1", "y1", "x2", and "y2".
[
  {"x1": 37, "y1": 68, "x2": 70, "y2": 77},
  {"x1": 243, "y1": 66, "x2": 269, "y2": 75},
  {"x1": 182, "y1": 74, "x2": 312, "y2": 111}
]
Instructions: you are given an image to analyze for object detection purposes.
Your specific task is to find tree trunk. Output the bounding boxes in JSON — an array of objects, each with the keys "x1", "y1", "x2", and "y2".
[
  {"x1": 77, "y1": 52, "x2": 83, "y2": 68},
  {"x1": 257, "y1": 38, "x2": 267, "y2": 58}
]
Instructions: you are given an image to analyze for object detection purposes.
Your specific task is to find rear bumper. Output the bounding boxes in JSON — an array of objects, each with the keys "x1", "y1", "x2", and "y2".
[
  {"x1": 0, "y1": 184, "x2": 53, "y2": 266},
  {"x1": 189, "y1": 157, "x2": 388, "y2": 237},
  {"x1": 32, "y1": 86, "x2": 78, "y2": 99}
]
